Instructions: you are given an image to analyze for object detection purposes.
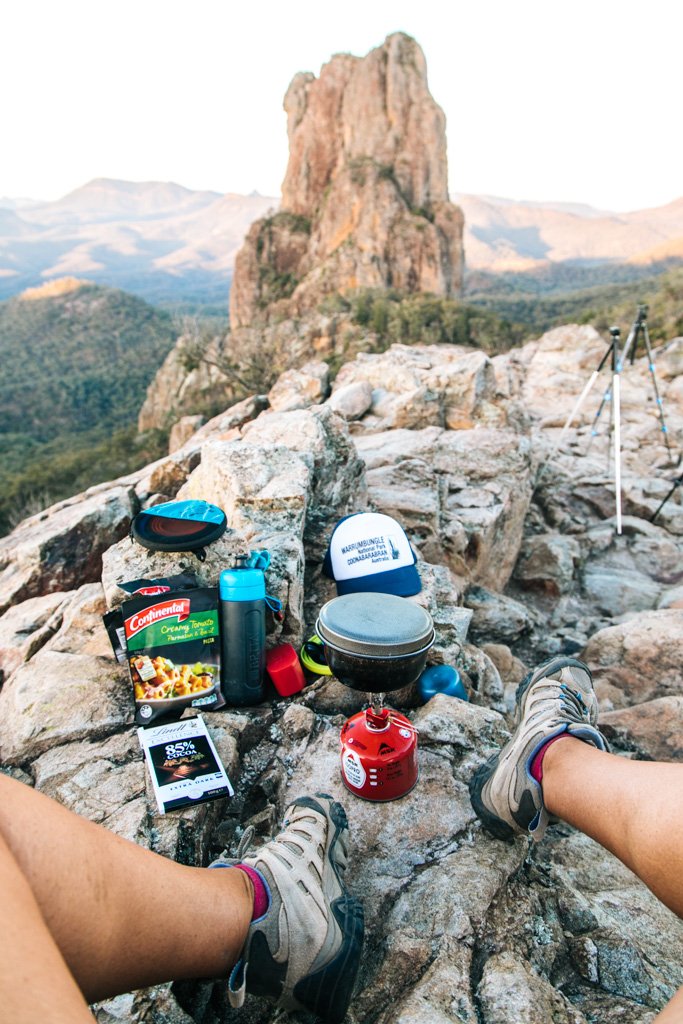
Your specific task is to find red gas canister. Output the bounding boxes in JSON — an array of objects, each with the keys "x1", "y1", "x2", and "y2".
[{"x1": 339, "y1": 707, "x2": 418, "y2": 801}]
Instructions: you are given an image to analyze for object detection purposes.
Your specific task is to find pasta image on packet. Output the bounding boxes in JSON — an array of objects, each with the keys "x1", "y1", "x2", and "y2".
[{"x1": 121, "y1": 587, "x2": 224, "y2": 725}]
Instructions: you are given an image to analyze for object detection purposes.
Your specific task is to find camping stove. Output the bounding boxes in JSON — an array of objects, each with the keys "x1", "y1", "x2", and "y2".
[{"x1": 316, "y1": 593, "x2": 434, "y2": 802}]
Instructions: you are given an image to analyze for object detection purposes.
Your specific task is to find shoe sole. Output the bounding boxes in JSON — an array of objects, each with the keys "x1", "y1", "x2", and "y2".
[
  {"x1": 469, "y1": 657, "x2": 593, "y2": 841},
  {"x1": 291, "y1": 793, "x2": 365, "y2": 1024},
  {"x1": 469, "y1": 755, "x2": 517, "y2": 840}
]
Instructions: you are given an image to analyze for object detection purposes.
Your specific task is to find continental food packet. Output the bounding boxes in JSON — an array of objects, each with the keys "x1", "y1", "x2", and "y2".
[
  {"x1": 103, "y1": 575, "x2": 199, "y2": 665},
  {"x1": 121, "y1": 587, "x2": 224, "y2": 726}
]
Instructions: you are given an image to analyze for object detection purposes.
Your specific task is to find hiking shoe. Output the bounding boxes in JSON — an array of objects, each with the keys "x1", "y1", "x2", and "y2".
[
  {"x1": 211, "y1": 793, "x2": 364, "y2": 1023},
  {"x1": 469, "y1": 656, "x2": 608, "y2": 842}
]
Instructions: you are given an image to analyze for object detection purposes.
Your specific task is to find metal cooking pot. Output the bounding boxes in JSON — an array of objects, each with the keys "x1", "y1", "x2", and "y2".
[{"x1": 316, "y1": 593, "x2": 434, "y2": 693}]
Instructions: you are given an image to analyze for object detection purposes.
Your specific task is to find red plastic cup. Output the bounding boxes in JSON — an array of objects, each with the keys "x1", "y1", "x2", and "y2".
[{"x1": 265, "y1": 644, "x2": 306, "y2": 696}]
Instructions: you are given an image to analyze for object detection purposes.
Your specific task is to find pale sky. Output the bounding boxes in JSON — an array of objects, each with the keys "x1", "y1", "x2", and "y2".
[{"x1": 2, "y1": 0, "x2": 681, "y2": 212}]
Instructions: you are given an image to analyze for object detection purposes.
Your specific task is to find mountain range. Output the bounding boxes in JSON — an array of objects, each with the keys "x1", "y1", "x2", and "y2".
[
  {"x1": 0, "y1": 179, "x2": 275, "y2": 307},
  {"x1": 455, "y1": 192, "x2": 683, "y2": 272},
  {"x1": 0, "y1": 178, "x2": 681, "y2": 307}
]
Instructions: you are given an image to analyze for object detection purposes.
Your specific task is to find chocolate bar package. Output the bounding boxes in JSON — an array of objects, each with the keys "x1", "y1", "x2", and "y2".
[
  {"x1": 138, "y1": 715, "x2": 233, "y2": 814},
  {"x1": 121, "y1": 587, "x2": 224, "y2": 725}
]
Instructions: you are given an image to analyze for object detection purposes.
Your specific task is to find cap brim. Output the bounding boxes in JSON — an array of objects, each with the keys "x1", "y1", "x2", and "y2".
[{"x1": 335, "y1": 564, "x2": 421, "y2": 597}]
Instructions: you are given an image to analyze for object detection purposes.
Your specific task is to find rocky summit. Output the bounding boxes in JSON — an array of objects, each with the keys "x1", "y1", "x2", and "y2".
[
  {"x1": 230, "y1": 32, "x2": 464, "y2": 330},
  {"x1": 1, "y1": 318, "x2": 683, "y2": 1022}
]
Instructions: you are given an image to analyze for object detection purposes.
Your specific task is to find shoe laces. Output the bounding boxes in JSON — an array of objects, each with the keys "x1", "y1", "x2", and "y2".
[
  {"x1": 558, "y1": 682, "x2": 591, "y2": 725},
  {"x1": 216, "y1": 824, "x2": 256, "y2": 865}
]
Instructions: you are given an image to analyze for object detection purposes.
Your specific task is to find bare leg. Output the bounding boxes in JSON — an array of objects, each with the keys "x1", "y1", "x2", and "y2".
[
  {"x1": 0, "y1": 831, "x2": 94, "y2": 1024},
  {"x1": 542, "y1": 738, "x2": 683, "y2": 916},
  {"x1": 0, "y1": 774, "x2": 252, "y2": 1014},
  {"x1": 542, "y1": 738, "x2": 683, "y2": 1020}
]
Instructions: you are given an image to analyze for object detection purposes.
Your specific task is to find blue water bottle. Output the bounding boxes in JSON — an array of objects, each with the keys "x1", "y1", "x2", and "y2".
[{"x1": 219, "y1": 565, "x2": 266, "y2": 706}]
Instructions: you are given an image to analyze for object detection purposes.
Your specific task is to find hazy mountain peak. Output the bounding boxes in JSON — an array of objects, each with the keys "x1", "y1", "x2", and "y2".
[{"x1": 19, "y1": 276, "x2": 92, "y2": 301}]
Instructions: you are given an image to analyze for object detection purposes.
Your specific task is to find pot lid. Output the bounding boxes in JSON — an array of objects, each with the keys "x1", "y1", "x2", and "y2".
[{"x1": 316, "y1": 593, "x2": 434, "y2": 657}]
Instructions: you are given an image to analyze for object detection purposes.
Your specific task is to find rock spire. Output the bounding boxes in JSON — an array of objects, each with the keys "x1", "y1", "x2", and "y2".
[{"x1": 230, "y1": 32, "x2": 464, "y2": 328}]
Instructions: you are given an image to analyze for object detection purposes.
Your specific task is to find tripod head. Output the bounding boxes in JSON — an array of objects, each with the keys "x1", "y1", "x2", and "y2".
[
  {"x1": 609, "y1": 326, "x2": 621, "y2": 371},
  {"x1": 636, "y1": 303, "x2": 649, "y2": 324}
]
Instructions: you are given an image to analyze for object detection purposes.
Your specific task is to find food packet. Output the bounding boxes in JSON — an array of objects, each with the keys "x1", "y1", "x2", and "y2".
[
  {"x1": 103, "y1": 576, "x2": 200, "y2": 665},
  {"x1": 120, "y1": 587, "x2": 224, "y2": 726}
]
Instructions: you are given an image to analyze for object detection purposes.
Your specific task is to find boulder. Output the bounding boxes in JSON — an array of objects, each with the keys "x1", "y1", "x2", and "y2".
[
  {"x1": 44, "y1": 583, "x2": 111, "y2": 658},
  {"x1": 514, "y1": 533, "x2": 580, "y2": 595},
  {"x1": 178, "y1": 439, "x2": 311, "y2": 539},
  {"x1": 0, "y1": 485, "x2": 137, "y2": 615},
  {"x1": 481, "y1": 643, "x2": 528, "y2": 686},
  {"x1": 600, "y1": 696, "x2": 683, "y2": 761},
  {"x1": 536, "y1": 829, "x2": 683, "y2": 1015},
  {"x1": 0, "y1": 591, "x2": 73, "y2": 684},
  {"x1": 101, "y1": 532, "x2": 249, "y2": 611},
  {"x1": 0, "y1": 651, "x2": 131, "y2": 764},
  {"x1": 465, "y1": 585, "x2": 533, "y2": 644},
  {"x1": 330, "y1": 344, "x2": 503, "y2": 432},
  {"x1": 582, "y1": 566, "x2": 662, "y2": 616},
  {"x1": 241, "y1": 404, "x2": 366, "y2": 559},
  {"x1": 583, "y1": 610, "x2": 683, "y2": 709},
  {"x1": 478, "y1": 952, "x2": 587, "y2": 1024},
  {"x1": 168, "y1": 415, "x2": 205, "y2": 453},
  {"x1": 326, "y1": 380, "x2": 373, "y2": 420},
  {"x1": 267, "y1": 360, "x2": 329, "y2": 412},
  {"x1": 32, "y1": 730, "x2": 145, "y2": 838},
  {"x1": 355, "y1": 425, "x2": 533, "y2": 587}
]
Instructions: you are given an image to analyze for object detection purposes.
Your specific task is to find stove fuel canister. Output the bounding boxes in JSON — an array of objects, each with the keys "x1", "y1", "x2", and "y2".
[{"x1": 339, "y1": 707, "x2": 418, "y2": 801}]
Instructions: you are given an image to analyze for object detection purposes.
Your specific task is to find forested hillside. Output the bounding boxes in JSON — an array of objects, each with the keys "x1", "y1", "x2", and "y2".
[
  {"x1": 0, "y1": 278, "x2": 177, "y2": 533},
  {"x1": 468, "y1": 266, "x2": 683, "y2": 340}
]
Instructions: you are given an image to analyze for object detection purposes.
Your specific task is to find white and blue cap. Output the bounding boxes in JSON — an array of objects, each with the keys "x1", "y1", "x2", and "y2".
[{"x1": 322, "y1": 512, "x2": 421, "y2": 596}]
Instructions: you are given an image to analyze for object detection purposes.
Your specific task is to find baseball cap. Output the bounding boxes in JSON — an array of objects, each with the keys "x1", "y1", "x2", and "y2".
[{"x1": 322, "y1": 512, "x2": 421, "y2": 596}]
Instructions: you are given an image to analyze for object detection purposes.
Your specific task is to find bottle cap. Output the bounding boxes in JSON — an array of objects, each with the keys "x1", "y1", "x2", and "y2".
[{"x1": 219, "y1": 567, "x2": 265, "y2": 602}]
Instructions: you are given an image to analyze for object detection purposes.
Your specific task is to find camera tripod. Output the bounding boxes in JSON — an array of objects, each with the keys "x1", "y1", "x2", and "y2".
[
  {"x1": 587, "y1": 304, "x2": 673, "y2": 464},
  {"x1": 542, "y1": 305, "x2": 674, "y2": 535}
]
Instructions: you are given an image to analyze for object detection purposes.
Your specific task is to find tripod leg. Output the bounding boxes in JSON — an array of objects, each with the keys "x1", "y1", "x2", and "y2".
[
  {"x1": 538, "y1": 341, "x2": 613, "y2": 476},
  {"x1": 642, "y1": 324, "x2": 674, "y2": 463},
  {"x1": 586, "y1": 381, "x2": 612, "y2": 452},
  {"x1": 618, "y1": 321, "x2": 638, "y2": 371},
  {"x1": 651, "y1": 474, "x2": 683, "y2": 523},
  {"x1": 547, "y1": 370, "x2": 599, "y2": 457},
  {"x1": 613, "y1": 371, "x2": 623, "y2": 534}
]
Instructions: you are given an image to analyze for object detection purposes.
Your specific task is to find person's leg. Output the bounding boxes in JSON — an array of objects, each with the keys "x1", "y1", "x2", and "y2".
[
  {"x1": 0, "y1": 830, "x2": 95, "y2": 1024},
  {"x1": 0, "y1": 773, "x2": 253, "y2": 1004},
  {"x1": 0, "y1": 774, "x2": 364, "y2": 1023},
  {"x1": 469, "y1": 657, "x2": 683, "y2": 1024},
  {"x1": 542, "y1": 737, "x2": 683, "y2": 917}
]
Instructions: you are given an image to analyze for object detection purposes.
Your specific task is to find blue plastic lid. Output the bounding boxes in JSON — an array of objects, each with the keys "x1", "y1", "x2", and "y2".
[
  {"x1": 140, "y1": 500, "x2": 225, "y2": 524},
  {"x1": 418, "y1": 664, "x2": 468, "y2": 703},
  {"x1": 132, "y1": 499, "x2": 227, "y2": 555},
  {"x1": 220, "y1": 567, "x2": 265, "y2": 602}
]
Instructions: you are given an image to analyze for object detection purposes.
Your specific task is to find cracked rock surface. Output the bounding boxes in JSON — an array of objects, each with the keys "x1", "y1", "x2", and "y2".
[{"x1": 2, "y1": 325, "x2": 683, "y2": 1022}]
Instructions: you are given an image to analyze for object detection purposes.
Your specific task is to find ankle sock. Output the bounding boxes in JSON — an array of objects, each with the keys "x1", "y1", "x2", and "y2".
[
  {"x1": 530, "y1": 734, "x2": 568, "y2": 784},
  {"x1": 234, "y1": 864, "x2": 270, "y2": 920}
]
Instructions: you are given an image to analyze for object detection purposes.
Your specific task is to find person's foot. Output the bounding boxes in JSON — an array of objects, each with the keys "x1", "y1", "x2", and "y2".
[
  {"x1": 212, "y1": 793, "x2": 364, "y2": 1023},
  {"x1": 469, "y1": 656, "x2": 608, "y2": 841}
]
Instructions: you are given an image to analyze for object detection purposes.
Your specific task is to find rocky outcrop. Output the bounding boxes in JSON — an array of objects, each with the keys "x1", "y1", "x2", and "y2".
[
  {"x1": 2, "y1": 324, "x2": 683, "y2": 1022},
  {"x1": 137, "y1": 329, "x2": 234, "y2": 434},
  {"x1": 0, "y1": 484, "x2": 137, "y2": 616},
  {"x1": 230, "y1": 33, "x2": 464, "y2": 329}
]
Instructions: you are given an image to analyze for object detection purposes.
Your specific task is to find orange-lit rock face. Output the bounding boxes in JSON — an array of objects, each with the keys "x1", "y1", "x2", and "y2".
[{"x1": 230, "y1": 32, "x2": 464, "y2": 329}]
